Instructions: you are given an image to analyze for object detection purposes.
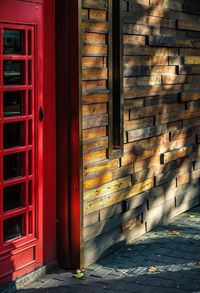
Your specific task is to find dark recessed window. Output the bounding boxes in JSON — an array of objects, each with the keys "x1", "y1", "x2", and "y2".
[
  {"x1": 3, "y1": 215, "x2": 24, "y2": 242},
  {"x1": 4, "y1": 153, "x2": 25, "y2": 180},
  {"x1": 4, "y1": 92, "x2": 24, "y2": 117},
  {"x1": 3, "y1": 61, "x2": 25, "y2": 85},
  {"x1": 3, "y1": 184, "x2": 25, "y2": 212},
  {"x1": 108, "y1": 0, "x2": 123, "y2": 158},
  {"x1": 3, "y1": 29, "x2": 24, "y2": 55},
  {"x1": 4, "y1": 122, "x2": 25, "y2": 149}
]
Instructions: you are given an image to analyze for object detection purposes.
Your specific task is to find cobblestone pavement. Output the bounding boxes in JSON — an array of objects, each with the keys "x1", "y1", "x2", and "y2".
[{"x1": 18, "y1": 206, "x2": 200, "y2": 293}]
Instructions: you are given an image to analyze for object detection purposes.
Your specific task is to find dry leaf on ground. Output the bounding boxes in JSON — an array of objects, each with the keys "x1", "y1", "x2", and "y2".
[
  {"x1": 189, "y1": 214, "x2": 196, "y2": 218},
  {"x1": 148, "y1": 266, "x2": 159, "y2": 273},
  {"x1": 73, "y1": 272, "x2": 84, "y2": 279},
  {"x1": 169, "y1": 230, "x2": 181, "y2": 236}
]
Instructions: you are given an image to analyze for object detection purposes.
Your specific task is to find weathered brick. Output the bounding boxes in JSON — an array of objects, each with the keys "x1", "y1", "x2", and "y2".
[
  {"x1": 161, "y1": 146, "x2": 193, "y2": 164},
  {"x1": 162, "y1": 75, "x2": 186, "y2": 85},
  {"x1": 178, "y1": 65, "x2": 200, "y2": 75},
  {"x1": 124, "y1": 98, "x2": 144, "y2": 109},
  {"x1": 83, "y1": 149, "x2": 107, "y2": 165},
  {"x1": 83, "y1": 126, "x2": 106, "y2": 140},
  {"x1": 125, "y1": 134, "x2": 169, "y2": 153},
  {"x1": 83, "y1": 32, "x2": 106, "y2": 44},
  {"x1": 84, "y1": 176, "x2": 132, "y2": 205},
  {"x1": 82, "y1": 92, "x2": 109, "y2": 104},
  {"x1": 82, "y1": 20, "x2": 108, "y2": 33},
  {"x1": 83, "y1": 103, "x2": 107, "y2": 116},
  {"x1": 83, "y1": 44, "x2": 107, "y2": 56},
  {"x1": 125, "y1": 64, "x2": 176, "y2": 78},
  {"x1": 179, "y1": 48, "x2": 200, "y2": 56},
  {"x1": 82, "y1": 68, "x2": 108, "y2": 80},
  {"x1": 83, "y1": 172, "x2": 112, "y2": 191},
  {"x1": 179, "y1": 37, "x2": 200, "y2": 48},
  {"x1": 89, "y1": 9, "x2": 107, "y2": 21},
  {"x1": 129, "y1": 2, "x2": 170, "y2": 18},
  {"x1": 170, "y1": 128, "x2": 194, "y2": 141},
  {"x1": 83, "y1": 114, "x2": 108, "y2": 129},
  {"x1": 124, "y1": 117, "x2": 154, "y2": 131},
  {"x1": 121, "y1": 149, "x2": 156, "y2": 166},
  {"x1": 183, "y1": 0, "x2": 200, "y2": 16},
  {"x1": 123, "y1": 35, "x2": 146, "y2": 45},
  {"x1": 130, "y1": 103, "x2": 184, "y2": 119},
  {"x1": 82, "y1": 57, "x2": 105, "y2": 68},
  {"x1": 169, "y1": 56, "x2": 184, "y2": 65},
  {"x1": 134, "y1": 156, "x2": 161, "y2": 173},
  {"x1": 152, "y1": 0, "x2": 182, "y2": 10},
  {"x1": 123, "y1": 23, "x2": 160, "y2": 36},
  {"x1": 83, "y1": 0, "x2": 107, "y2": 10},
  {"x1": 187, "y1": 100, "x2": 200, "y2": 111},
  {"x1": 124, "y1": 56, "x2": 168, "y2": 66},
  {"x1": 83, "y1": 159, "x2": 120, "y2": 179},
  {"x1": 176, "y1": 169, "x2": 200, "y2": 186},
  {"x1": 124, "y1": 76, "x2": 161, "y2": 87},
  {"x1": 127, "y1": 125, "x2": 167, "y2": 142},
  {"x1": 124, "y1": 12, "x2": 176, "y2": 29},
  {"x1": 82, "y1": 80, "x2": 107, "y2": 93},
  {"x1": 145, "y1": 94, "x2": 179, "y2": 106},
  {"x1": 124, "y1": 85, "x2": 181, "y2": 99},
  {"x1": 182, "y1": 92, "x2": 200, "y2": 102},
  {"x1": 148, "y1": 35, "x2": 176, "y2": 47},
  {"x1": 183, "y1": 116, "x2": 200, "y2": 128},
  {"x1": 124, "y1": 45, "x2": 178, "y2": 56},
  {"x1": 156, "y1": 110, "x2": 200, "y2": 124},
  {"x1": 83, "y1": 137, "x2": 108, "y2": 153}
]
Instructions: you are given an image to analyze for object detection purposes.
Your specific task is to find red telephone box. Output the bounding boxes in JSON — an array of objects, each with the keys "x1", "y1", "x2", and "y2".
[{"x1": 0, "y1": 0, "x2": 56, "y2": 285}]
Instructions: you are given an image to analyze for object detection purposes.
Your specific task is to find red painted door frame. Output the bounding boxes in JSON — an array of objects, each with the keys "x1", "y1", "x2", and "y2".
[
  {"x1": 0, "y1": 0, "x2": 56, "y2": 284},
  {"x1": 56, "y1": 0, "x2": 83, "y2": 269}
]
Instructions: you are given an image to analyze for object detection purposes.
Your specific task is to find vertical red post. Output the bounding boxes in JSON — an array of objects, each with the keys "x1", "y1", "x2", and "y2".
[{"x1": 56, "y1": 0, "x2": 83, "y2": 269}]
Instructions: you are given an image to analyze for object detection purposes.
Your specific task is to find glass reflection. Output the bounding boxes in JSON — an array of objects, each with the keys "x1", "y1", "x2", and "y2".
[
  {"x1": 3, "y1": 184, "x2": 25, "y2": 212},
  {"x1": 4, "y1": 153, "x2": 24, "y2": 180},
  {"x1": 3, "y1": 29, "x2": 24, "y2": 55},
  {"x1": 4, "y1": 122, "x2": 25, "y2": 149},
  {"x1": 3, "y1": 92, "x2": 23, "y2": 117},
  {"x1": 4, "y1": 61, "x2": 25, "y2": 85},
  {"x1": 3, "y1": 215, "x2": 24, "y2": 241}
]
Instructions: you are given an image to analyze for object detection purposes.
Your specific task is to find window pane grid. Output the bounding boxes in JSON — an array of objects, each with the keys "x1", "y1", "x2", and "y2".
[{"x1": 0, "y1": 24, "x2": 35, "y2": 247}]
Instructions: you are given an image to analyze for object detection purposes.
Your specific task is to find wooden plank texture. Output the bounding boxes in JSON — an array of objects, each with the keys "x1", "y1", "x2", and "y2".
[{"x1": 81, "y1": 0, "x2": 200, "y2": 266}]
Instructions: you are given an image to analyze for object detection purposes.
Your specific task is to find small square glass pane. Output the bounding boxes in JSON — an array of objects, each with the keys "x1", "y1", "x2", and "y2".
[
  {"x1": 4, "y1": 153, "x2": 25, "y2": 180},
  {"x1": 3, "y1": 215, "x2": 24, "y2": 242},
  {"x1": 3, "y1": 92, "x2": 24, "y2": 117},
  {"x1": 3, "y1": 184, "x2": 25, "y2": 212},
  {"x1": 4, "y1": 61, "x2": 25, "y2": 85},
  {"x1": 3, "y1": 29, "x2": 24, "y2": 55},
  {"x1": 4, "y1": 122, "x2": 25, "y2": 149}
]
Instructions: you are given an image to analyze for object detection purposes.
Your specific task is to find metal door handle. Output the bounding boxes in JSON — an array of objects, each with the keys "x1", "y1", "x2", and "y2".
[{"x1": 39, "y1": 106, "x2": 44, "y2": 121}]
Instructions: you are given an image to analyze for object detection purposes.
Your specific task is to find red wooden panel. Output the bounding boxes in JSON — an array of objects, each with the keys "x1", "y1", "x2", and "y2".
[
  {"x1": 0, "y1": 0, "x2": 56, "y2": 283},
  {"x1": 19, "y1": 0, "x2": 44, "y2": 4},
  {"x1": 56, "y1": 0, "x2": 82, "y2": 269}
]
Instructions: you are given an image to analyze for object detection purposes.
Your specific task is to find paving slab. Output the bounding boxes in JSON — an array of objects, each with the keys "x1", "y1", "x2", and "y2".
[{"x1": 18, "y1": 206, "x2": 200, "y2": 293}]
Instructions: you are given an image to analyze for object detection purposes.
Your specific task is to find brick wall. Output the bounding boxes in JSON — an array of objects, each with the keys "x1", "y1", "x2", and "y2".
[{"x1": 81, "y1": 0, "x2": 200, "y2": 266}]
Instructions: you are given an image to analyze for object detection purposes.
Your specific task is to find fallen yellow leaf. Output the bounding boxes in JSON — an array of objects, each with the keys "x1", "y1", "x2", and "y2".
[
  {"x1": 148, "y1": 266, "x2": 159, "y2": 273},
  {"x1": 73, "y1": 272, "x2": 84, "y2": 279},
  {"x1": 170, "y1": 230, "x2": 181, "y2": 236}
]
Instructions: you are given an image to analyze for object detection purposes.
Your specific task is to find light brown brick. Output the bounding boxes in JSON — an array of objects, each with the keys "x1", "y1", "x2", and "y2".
[
  {"x1": 89, "y1": 9, "x2": 107, "y2": 21},
  {"x1": 161, "y1": 146, "x2": 193, "y2": 164}
]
